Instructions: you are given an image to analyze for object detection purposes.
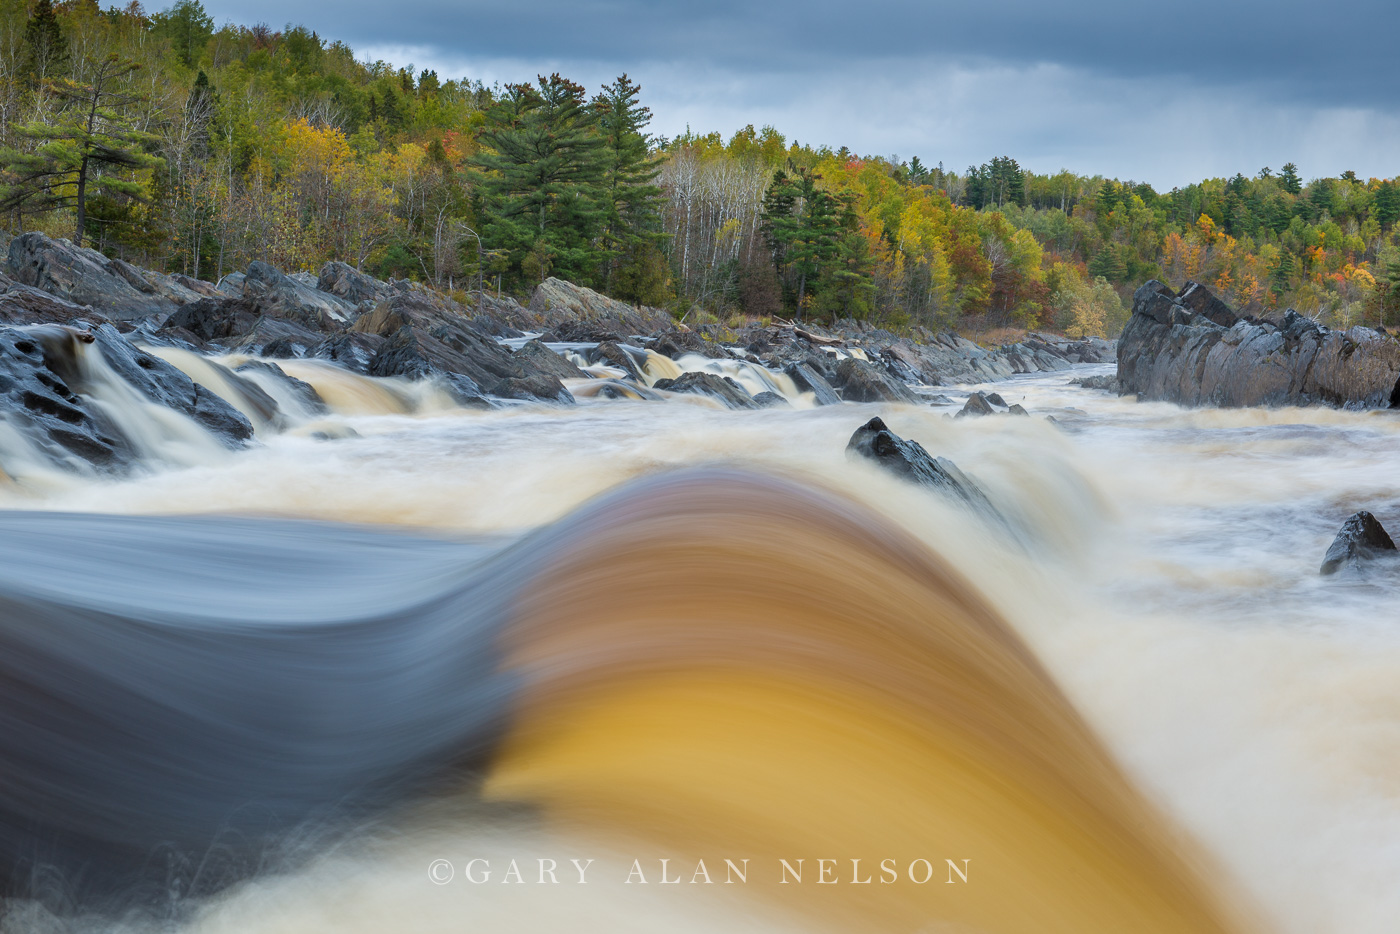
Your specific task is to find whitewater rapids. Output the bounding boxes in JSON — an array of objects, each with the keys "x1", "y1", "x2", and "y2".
[{"x1": 0, "y1": 360, "x2": 1398, "y2": 934}]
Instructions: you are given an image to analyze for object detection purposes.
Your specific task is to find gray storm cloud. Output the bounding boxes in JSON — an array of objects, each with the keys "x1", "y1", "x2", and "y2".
[{"x1": 202, "y1": 0, "x2": 1400, "y2": 186}]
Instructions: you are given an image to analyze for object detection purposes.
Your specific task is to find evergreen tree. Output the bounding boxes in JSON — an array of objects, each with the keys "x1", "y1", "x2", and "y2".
[
  {"x1": 761, "y1": 165, "x2": 849, "y2": 318},
  {"x1": 150, "y1": 0, "x2": 214, "y2": 70},
  {"x1": 23, "y1": 0, "x2": 67, "y2": 84},
  {"x1": 0, "y1": 54, "x2": 162, "y2": 246},
  {"x1": 591, "y1": 74, "x2": 665, "y2": 297},
  {"x1": 1280, "y1": 162, "x2": 1302, "y2": 195},
  {"x1": 470, "y1": 74, "x2": 607, "y2": 286},
  {"x1": 1087, "y1": 242, "x2": 1127, "y2": 282},
  {"x1": 1373, "y1": 181, "x2": 1400, "y2": 229},
  {"x1": 908, "y1": 156, "x2": 929, "y2": 186}
]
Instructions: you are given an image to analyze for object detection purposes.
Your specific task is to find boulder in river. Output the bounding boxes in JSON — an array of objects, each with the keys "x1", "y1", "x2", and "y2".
[
  {"x1": 956, "y1": 392, "x2": 997, "y2": 417},
  {"x1": 653, "y1": 371, "x2": 759, "y2": 409},
  {"x1": 831, "y1": 357, "x2": 921, "y2": 404},
  {"x1": 783, "y1": 361, "x2": 842, "y2": 406},
  {"x1": 513, "y1": 339, "x2": 586, "y2": 381},
  {"x1": 1320, "y1": 511, "x2": 1397, "y2": 575},
  {"x1": 846, "y1": 417, "x2": 999, "y2": 518}
]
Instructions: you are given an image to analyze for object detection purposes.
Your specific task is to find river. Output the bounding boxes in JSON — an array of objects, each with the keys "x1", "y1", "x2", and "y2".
[{"x1": 0, "y1": 357, "x2": 1396, "y2": 934}]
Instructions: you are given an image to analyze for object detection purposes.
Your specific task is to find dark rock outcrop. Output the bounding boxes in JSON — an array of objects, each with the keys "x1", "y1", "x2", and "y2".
[
  {"x1": 5, "y1": 233, "x2": 207, "y2": 320},
  {"x1": 0, "y1": 274, "x2": 108, "y2": 327},
  {"x1": 0, "y1": 326, "x2": 131, "y2": 468},
  {"x1": 1118, "y1": 280, "x2": 1400, "y2": 408},
  {"x1": 241, "y1": 262, "x2": 356, "y2": 331},
  {"x1": 957, "y1": 392, "x2": 997, "y2": 417},
  {"x1": 316, "y1": 262, "x2": 392, "y2": 304},
  {"x1": 1320, "y1": 511, "x2": 1397, "y2": 575},
  {"x1": 86, "y1": 325, "x2": 254, "y2": 443},
  {"x1": 513, "y1": 339, "x2": 587, "y2": 381},
  {"x1": 0, "y1": 323, "x2": 253, "y2": 475},
  {"x1": 652, "y1": 330, "x2": 733, "y2": 361},
  {"x1": 845, "y1": 417, "x2": 998, "y2": 517},
  {"x1": 652, "y1": 371, "x2": 759, "y2": 409},
  {"x1": 831, "y1": 357, "x2": 921, "y2": 404},
  {"x1": 783, "y1": 361, "x2": 842, "y2": 406},
  {"x1": 356, "y1": 290, "x2": 574, "y2": 404}
]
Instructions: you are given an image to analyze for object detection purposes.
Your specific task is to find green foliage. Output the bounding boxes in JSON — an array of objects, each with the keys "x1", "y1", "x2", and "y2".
[
  {"x1": 470, "y1": 74, "x2": 607, "y2": 287},
  {"x1": 150, "y1": 0, "x2": 213, "y2": 70},
  {"x1": 0, "y1": 54, "x2": 162, "y2": 246},
  {"x1": 23, "y1": 0, "x2": 66, "y2": 82}
]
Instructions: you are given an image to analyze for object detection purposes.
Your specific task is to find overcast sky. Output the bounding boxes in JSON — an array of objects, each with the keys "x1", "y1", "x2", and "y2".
[{"x1": 203, "y1": 0, "x2": 1399, "y2": 189}]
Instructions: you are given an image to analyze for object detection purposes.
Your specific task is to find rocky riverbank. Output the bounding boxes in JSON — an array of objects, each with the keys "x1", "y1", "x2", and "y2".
[
  {"x1": 1117, "y1": 279, "x2": 1400, "y2": 408},
  {"x1": 0, "y1": 231, "x2": 1114, "y2": 476}
]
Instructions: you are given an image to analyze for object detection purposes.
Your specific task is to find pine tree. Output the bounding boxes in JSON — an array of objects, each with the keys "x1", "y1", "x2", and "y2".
[
  {"x1": 150, "y1": 0, "x2": 214, "y2": 70},
  {"x1": 1373, "y1": 181, "x2": 1400, "y2": 230},
  {"x1": 591, "y1": 74, "x2": 665, "y2": 297},
  {"x1": 1280, "y1": 163, "x2": 1302, "y2": 195},
  {"x1": 23, "y1": 0, "x2": 67, "y2": 84},
  {"x1": 0, "y1": 54, "x2": 163, "y2": 246},
  {"x1": 761, "y1": 165, "x2": 848, "y2": 318},
  {"x1": 470, "y1": 74, "x2": 607, "y2": 286}
]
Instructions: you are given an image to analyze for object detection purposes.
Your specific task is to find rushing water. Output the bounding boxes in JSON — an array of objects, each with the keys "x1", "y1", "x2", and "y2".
[{"x1": 1, "y1": 351, "x2": 1398, "y2": 934}]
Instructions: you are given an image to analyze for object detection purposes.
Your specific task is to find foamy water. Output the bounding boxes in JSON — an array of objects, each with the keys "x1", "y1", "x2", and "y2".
[{"x1": 2, "y1": 358, "x2": 1398, "y2": 933}]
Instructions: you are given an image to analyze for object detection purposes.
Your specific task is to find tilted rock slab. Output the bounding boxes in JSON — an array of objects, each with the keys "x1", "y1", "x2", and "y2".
[{"x1": 1118, "y1": 280, "x2": 1400, "y2": 408}]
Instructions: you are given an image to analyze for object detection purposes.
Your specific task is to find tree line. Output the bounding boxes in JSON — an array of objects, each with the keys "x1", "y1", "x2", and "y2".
[{"x1": 2, "y1": 0, "x2": 1399, "y2": 338}]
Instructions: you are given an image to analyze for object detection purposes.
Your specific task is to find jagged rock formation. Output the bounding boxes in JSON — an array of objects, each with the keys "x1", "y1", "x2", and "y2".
[
  {"x1": 845, "y1": 417, "x2": 999, "y2": 518},
  {"x1": 0, "y1": 323, "x2": 252, "y2": 474},
  {"x1": 1320, "y1": 511, "x2": 1397, "y2": 575},
  {"x1": 1118, "y1": 280, "x2": 1400, "y2": 408},
  {"x1": 6, "y1": 233, "x2": 205, "y2": 320}
]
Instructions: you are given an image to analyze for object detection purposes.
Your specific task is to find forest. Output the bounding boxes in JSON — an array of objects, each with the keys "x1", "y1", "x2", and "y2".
[{"x1": 2, "y1": 0, "x2": 1399, "y2": 339}]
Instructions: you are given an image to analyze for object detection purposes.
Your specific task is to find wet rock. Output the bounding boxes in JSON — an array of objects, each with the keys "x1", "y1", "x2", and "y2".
[
  {"x1": 162, "y1": 297, "x2": 261, "y2": 345},
  {"x1": 354, "y1": 290, "x2": 573, "y2": 403},
  {"x1": 652, "y1": 371, "x2": 759, "y2": 409},
  {"x1": 588, "y1": 340, "x2": 645, "y2": 380},
  {"x1": 831, "y1": 357, "x2": 920, "y2": 404},
  {"x1": 985, "y1": 392, "x2": 1007, "y2": 407},
  {"x1": 232, "y1": 360, "x2": 327, "y2": 415},
  {"x1": 845, "y1": 417, "x2": 999, "y2": 516},
  {"x1": 652, "y1": 329, "x2": 733, "y2": 361},
  {"x1": 1320, "y1": 511, "x2": 1397, "y2": 575},
  {"x1": 302, "y1": 332, "x2": 383, "y2": 373},
  {"x1": 86, "y1": 325, "x2": 254, "y2": 444},
  {"x1": 1118, "y1": 279, "x2": 1400, "y2": 408},
  {"x1": 513, "y1": 339, "x2": 586, "y2": 381},
  {"x1": 0, "y1": 326, "x2": 132, "y2": 468},
  {"x1": 1007, "y1": 403, "x2": 1029, "y2": 416},
  {"x1": 367, "y1": 326, "x2": 487, "y2": 404},
  {"x1": 1071, "y1": 374, "x2": 1120, "y2": 392},
  {"x1": 783, "y1": 361, "x2": 843, "y2": 406},
  {"x1": 751, "y1": 391, "x2": 790, "y2": 407},
  {"x1": 241, "y1": 262, "x2": 356, "y2": 332},
  {"x1": 956, "y1": 392, "x2": 997, "y2": 418}
]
